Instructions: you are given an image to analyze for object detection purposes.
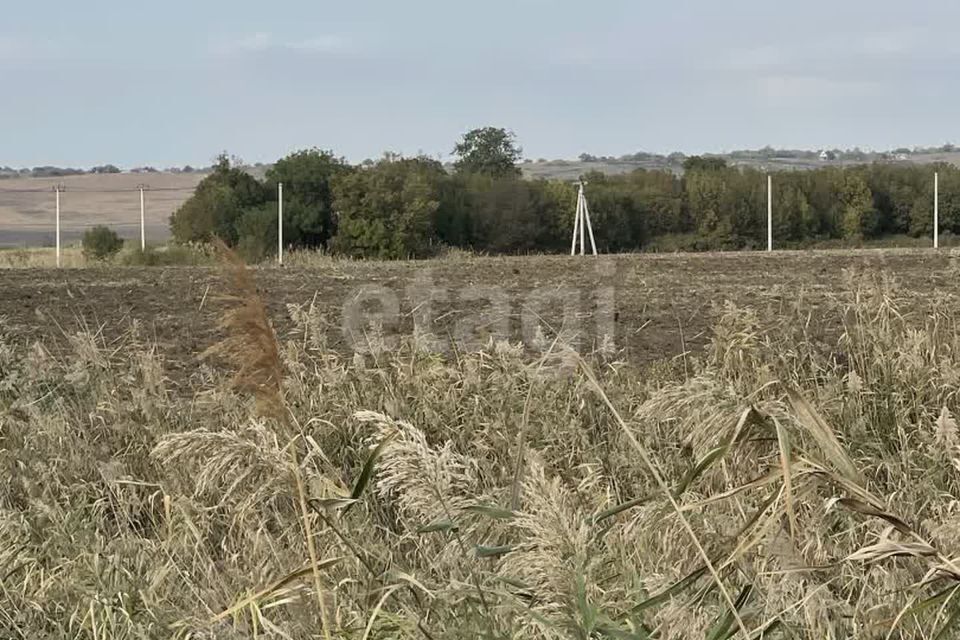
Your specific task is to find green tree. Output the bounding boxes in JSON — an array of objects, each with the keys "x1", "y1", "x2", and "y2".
[
  {"x1": 626, "y1": 170, "x2": 684, "y2": 237},
  {"x1": 799, "y1": 168, "x2": 842, "y2": 238},
  {"x1": 331, "y1": 156, "x2": 444, "y2": 259},
  {"x1": 265, "y1": 149, "x2": 351, "y2": 249},
  {"x1": 433, "y1": 173, "x2": 475, "y2": 248},
  {"x1": 837, "y1": 173, "x2": 876, "y2": 239},
  {"x1": 772, "y1": 177, "x2": 814, "y2": 243},
  {"x1": 578, "y1": 172, "x2": 648, "y2": 251},
  {"x1": 463, "y1": 175, "x2": 567, "y2": 253},
  {"x1": 910, "y1": 166, "x2": 960, "y2": 237},
  {"x1": 234, "y1": 204, "x2": 279, "y2": 262},
  {"x1": 169, "y1": 154, "x2": 268, "y2": 245},
  {"x1": 82, "y1": 225, "x2": 124, "y2": 260},
  {"x1": 685, "y1": 169, "x2": 728, "y2": 240},
  {"x1": 721, "y1": 169, "x2": 766, "y2": 248},
  {"x1": 682, "y1": 156, "x2": 728, "y2": 173},
  {"x1": 453, "y1": 127, "x2": 522, "y2": 177},
  {"x1": 863, "y1": 164, "x2": 924, "y2": 234}
]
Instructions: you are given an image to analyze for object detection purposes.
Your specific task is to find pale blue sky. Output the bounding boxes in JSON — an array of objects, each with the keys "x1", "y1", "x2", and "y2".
[{"x1": 2, "y1": 0, "x2": 958, "y2": 168}]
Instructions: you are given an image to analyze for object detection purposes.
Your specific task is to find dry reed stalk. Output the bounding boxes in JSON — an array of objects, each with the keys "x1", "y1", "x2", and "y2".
[
  {"x1": 205, "y1": 238, "x2": 334, "y2": 639},
  {"x1": 204, "y1": 238, "x2": 285, "y2": 420},
  {"x1": 576, "y1": 354, "x2": 751, "y2": 638}
]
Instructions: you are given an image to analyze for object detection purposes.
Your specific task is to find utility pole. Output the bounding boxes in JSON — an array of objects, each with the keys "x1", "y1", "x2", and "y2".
[
  {"x1": 54, "y1": 185, "x2": 62, "y2": 268},
  {"x1": 570, "y1": 187, "x2": 581, "y2": 255},
  {"x1": 278, "y1": 182, "x2": 284, "y2": 265},
  {"x1": 934, "y1": 172, "x2": 940, "y2": 250},
  {"x1": 570, "y1": 181, "x2": 598, "y2": 256},
  {"x1": 767, "y1": 174, "x2": 773, "y2": 252},
  {"x1": 138, "y1": 184, "x2": 147, "y2": 250}
]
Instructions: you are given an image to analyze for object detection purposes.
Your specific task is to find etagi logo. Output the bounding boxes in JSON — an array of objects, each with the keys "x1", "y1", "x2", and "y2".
[{"x1": 339, "y1": 261, "x2": 618, "y2": 357}]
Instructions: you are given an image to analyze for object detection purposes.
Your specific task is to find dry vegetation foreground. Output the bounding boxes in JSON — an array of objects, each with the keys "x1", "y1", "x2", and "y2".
[{"x1": 5, "y1": 249, "x2": 960, "y2": 638}]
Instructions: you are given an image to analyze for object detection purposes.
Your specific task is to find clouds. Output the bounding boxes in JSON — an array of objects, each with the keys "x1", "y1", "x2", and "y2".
[
  {"x1": 4, "y1": 0, "x2": 960, "y2": 166},
  {"x1": 0, "y1": 35, "x2": 58, "y2": 62},
  {"x1": 719, "y1": 29, "x2": 927, "y2": 72},
  {"x1": 759, "y1": 75, "x2": 882, "y2": 104},
  {"x1": 705, "y1": 27, "x2": 955, "y2": 106},
  {"x1": 208, "y1": 32, "x2": 355, "y2": 57}
]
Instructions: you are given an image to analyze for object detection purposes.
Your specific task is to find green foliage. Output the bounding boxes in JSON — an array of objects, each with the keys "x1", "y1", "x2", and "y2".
[
  {"x1": 911, "y1": 166, "x2": 960, "y2": 237},
  {"x1": 169, "y1": 154, "x2": 269, "y2": 245},
  {"x1": 81, "y1": 225, "x2": 123, "y2": 260},
  {"x1": 683, "y1": 155, "x2": 728, "y2": 172},
  {"x1": 837, "y1": 172, "x2": 877, "y2": 239},
  {"x1": 331, "y1": 156, "x2": 444, "y2": 259},
  {"x1": 265, "y1": 148, "x2": 351, "y2": 248},
  {"x1": 579, "y1": 172, "x2": 651, "y2": 251},
  {"x1": 771, "y1": 174, "x2": 815, "y2": 242},
  {"x1": 453, "y1": 127, "x2": 523, "y2": 177},
  {"x1": 167, "y1": 137, "x2": 959, "y2": 257},
  {"x1": 235, "y1": 204, "x2": 279, "y2": 262},
  {"x1": 457, "y1": 175, "x2": 567, "y2": 253}
]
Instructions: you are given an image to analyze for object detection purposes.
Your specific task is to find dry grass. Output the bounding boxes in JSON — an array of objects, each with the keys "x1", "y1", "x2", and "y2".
[
  {"x1": 0, "y1": 246, "x2": 88, "y2": 268},
  {"x1": 3, "y1": 260, "x2": 960, "y2": 638}
]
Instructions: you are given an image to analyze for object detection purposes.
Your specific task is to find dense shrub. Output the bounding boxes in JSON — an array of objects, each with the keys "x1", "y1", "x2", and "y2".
[
  {"x1": 169, "y1": 155, "x2": 269, "y2": 245},
  {"x1": 81, "y1": 225, "x2": 123, "y2": 260},
  {"x1": 264, "y1": 148, "x2": 351, "y2": 248},
  {"x1": 331, "y1": 156, "x2": 444, "y2": 259}
]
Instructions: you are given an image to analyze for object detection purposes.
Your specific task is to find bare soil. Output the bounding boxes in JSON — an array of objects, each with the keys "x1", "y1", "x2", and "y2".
[{"x1": 2, "y1": 250, "x2": 957, "y2": 387}]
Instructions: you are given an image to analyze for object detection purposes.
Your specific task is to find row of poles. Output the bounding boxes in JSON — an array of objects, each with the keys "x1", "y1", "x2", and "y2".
[
  {"x1": 571, "y1": 171, "x2": 945, "y2": 256},
  {"x1": 45, "y1": 183, "x2": 287, "y2": 267},
  {"x1": 52, "y1": 184, "x2": 149, "y2": 267},
  {"x1": 38, "y1": 173, "x2": 951, "y2": 267},
  {"x1": 763, "y1": 172, "x2": 942, "y2": 252}
]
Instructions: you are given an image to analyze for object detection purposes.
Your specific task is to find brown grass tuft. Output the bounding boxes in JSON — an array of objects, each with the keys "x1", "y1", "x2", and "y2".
[{"x1": 203, "y1": 238, "x2": 286, "y2": 420}]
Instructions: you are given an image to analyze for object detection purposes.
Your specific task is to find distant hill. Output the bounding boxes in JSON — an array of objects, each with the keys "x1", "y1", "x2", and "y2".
[
  {"x1": 0, "y1": 172, "x2": 202, "y2": 247},
  {"x1": 520, "y1": 147, "x2": 960, "y2": 180},
  {"x1": 5, "y1": 145, "x2": 960, "y2": 184}
]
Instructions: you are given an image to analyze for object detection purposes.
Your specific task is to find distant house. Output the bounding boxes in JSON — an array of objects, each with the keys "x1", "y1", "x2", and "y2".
[{"x1": 819, "y1": 150, "x2": 829, "y2": 161}]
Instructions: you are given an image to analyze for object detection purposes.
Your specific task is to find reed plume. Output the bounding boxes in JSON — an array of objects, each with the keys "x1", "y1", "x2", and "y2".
[{"x1": 203, "y1": 238, "x2": 285, "y2": 420}]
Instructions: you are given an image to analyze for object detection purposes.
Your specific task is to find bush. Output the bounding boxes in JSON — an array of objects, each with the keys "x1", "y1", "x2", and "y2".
[
  {"x1": 235, "y1": 205, "x2": 278, "y2": 263},
  {"x1": 169, "y1": 155, "x2": 269, "y2": 245},
  {"x1": 331, "y1": 156, "x2": 443, "y2": 259},
  {"x1": 81, "y1": 225, "x2": 123, "y2": 260}
]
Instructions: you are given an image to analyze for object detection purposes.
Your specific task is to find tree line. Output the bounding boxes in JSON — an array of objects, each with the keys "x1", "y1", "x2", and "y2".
[{"x1": 168, "y1": 128, "x2": 958, "y2": 259}]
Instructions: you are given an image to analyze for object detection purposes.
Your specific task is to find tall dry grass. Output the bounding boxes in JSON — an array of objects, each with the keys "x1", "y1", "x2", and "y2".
[{"x1": 3, "y1": 265, "x2": 960, "y2": 638}]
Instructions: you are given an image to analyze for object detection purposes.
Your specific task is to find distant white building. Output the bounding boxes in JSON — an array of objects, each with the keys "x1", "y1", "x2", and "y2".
[{"x1": 819, "y1": 150, "x2": 830, "y2": 161}]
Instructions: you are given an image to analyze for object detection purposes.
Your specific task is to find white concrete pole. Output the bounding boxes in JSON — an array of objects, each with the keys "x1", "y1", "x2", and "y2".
[
  {"x1": 579, "y1": 186, "x2": 585, "y2": 256},
  {"x1": 278, "y1": 182, "x2": 284, "y2": 265},
  {"x1": 583, "y1": 192, "x2": 598, "y2": 256},
  {"x1": 570, "y1": 188, "x2": 581, "y2": 255},
  {"x1": 55, "y1": 185, "x2": 61, "y2": 268},
  {"x1": 767, "y1": 174, "x2": 773, "y2": 252},
  {"x1": 139, "y1": 185, "x2": 146, "y2": 250},
  {"x1": 934, "y1": 172, "x2": 940, "y2": 250}
]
